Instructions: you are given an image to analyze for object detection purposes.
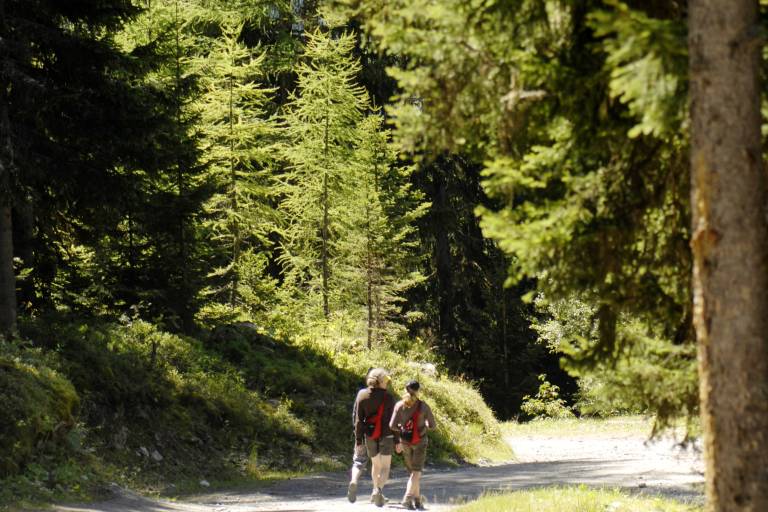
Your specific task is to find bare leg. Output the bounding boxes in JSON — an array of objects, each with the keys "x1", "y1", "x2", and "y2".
[
  {"x1": 350, "y1": 464, "x2": 363, "y2": 484},
  {"x1": 371, "y1": 454, "x2": 383, "y2": 488},
  {"x1": 409, "y1": 471, "x2": 422, "y2": 498},
  {"x1": 378, "y1": 454, "x2": 392, "y2": 488}
]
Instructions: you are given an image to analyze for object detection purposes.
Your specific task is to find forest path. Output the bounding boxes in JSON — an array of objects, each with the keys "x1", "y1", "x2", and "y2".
[{"x1": 53, "y1": 430, "x2": 704, "y2": 512}]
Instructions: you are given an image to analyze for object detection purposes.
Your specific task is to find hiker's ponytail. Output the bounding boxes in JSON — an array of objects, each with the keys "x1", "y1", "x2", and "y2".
[{"x1": 404, "y1": 390, "x2": 419, "y2": 407}]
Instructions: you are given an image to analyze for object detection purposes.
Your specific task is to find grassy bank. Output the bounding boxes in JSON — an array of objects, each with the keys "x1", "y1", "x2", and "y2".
[
  {"x1": 0, "y1": 317, "x2": 510, "y2": 507},
  {"x1": 456, "y1": 486, "x2": 702, "y2": 512},
  {"x1": 503, "y1": 415, "x2": 697, "y2": 440}
]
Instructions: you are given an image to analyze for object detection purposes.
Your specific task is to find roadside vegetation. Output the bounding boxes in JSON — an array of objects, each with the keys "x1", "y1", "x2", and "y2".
[
  {"x1": 455, "y1": 486, "x2": 702, "y2": 512},
  {"x1": 0, "y1": 317, "x2": 510, "y2": 508}
]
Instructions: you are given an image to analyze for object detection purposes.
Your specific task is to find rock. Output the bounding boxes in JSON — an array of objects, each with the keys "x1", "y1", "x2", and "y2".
[
  {"x1": 407, "y1": 362, "x2": 439, "y2": 378},
  {"x1": 151, "y1": 449, "x2": 163, "y2": 462},
  {"x1": 199, "y1": 479, "x2": 210, "y2": 488},
  {"x1": 112, "y1": 426, "x2": 129, "y2": 450},
  {"x1": 138, "y1": 446, "x2": 150, "y2": 458},
  {"x1": 638, "y1": 482, "x2": 648, "y2": 488},
  {"x1": 309, "y1": 399, "x2": 327, "y2": 410}
]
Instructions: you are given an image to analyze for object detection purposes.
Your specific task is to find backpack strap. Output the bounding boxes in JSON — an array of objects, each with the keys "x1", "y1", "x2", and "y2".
[{"x1": 367, "y1": 395, "x2": 388, "y2": 440}]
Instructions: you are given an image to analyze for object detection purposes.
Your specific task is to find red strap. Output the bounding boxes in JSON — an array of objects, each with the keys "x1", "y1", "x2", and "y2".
[
  {"x1": 368, "y1": 399, "x2": 386, "y2": 440},
  {"x1": 410, "y1": 401, "x2": 422, "y2": 444}
]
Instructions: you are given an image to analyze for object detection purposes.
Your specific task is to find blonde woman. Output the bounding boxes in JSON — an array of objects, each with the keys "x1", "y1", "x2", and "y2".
[
  {"x1": 348, "y1": 368, "x2": 396, "y2": 507},
  {"x1": 390, "y1": 380, "x2": 436, "y2": 510}
]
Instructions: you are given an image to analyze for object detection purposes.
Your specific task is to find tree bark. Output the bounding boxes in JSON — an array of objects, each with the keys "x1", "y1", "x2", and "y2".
[
  {"x1": 0, "y1": 81, "x2": 16, "y2": 338},
  {"x1": 689, "y1": 1, "x2": 768, "y2": 509},
  {"x1": 432, "y1": 159, "x2": 454, "y2": 343},
  {"x1": 0, "y1": 204, "x2": 15, "y2": 338}
]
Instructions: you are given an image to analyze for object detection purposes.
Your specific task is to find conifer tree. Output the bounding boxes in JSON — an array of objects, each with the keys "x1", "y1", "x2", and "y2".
[
  {"x1": 338, "y1": 114, "x2": 426, "y2": 346},
  {"x1": 193, "y1": 14, "x2": 279, "y2": 320},
  {"x1": 277, "y1": 26, "x2": 369, "y2": 320}
]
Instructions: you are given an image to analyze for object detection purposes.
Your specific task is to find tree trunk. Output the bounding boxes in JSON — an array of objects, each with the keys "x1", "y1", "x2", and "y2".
[
  {"x1": 432, "y1": 159, "x2": 454, "y2": 343},
  {"x1": 321, "y1": 109, "x2": 330, "y2": 319},
  {"x1": 0, "y1": 204, "x2": 15, "y2": 338},
  {"x1": 689, "y1": 1, "x2": 768, "y2": 510},
  {"x1": 0, "y1": 86, "x2": 16, "y2": 338}
]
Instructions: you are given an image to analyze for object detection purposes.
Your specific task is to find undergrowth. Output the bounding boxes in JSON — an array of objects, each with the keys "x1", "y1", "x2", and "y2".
[{"x1": 0, "y1": 315, "x2": 510, "y2": 508}]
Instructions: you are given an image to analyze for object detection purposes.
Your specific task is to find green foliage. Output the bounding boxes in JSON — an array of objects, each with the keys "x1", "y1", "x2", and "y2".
[
  {"x1": 520, "y1": 374, "x2": 574, "y2": 420},
  {"x1": 192, "y1": 13, "x2": 280, "y2": 318},
  {"x1": 0, "y1": 342, "x2": 79, "y2": 477},
  {"x1": 1, "y1": 315, "x2": 511, "y2": 505},
  {"x1": 532, "y1": 295, "x2": 698, "y2": 430},
  {"x1": 350, "y1": 0, "x2": 695, "y2": 425},
  {"x1": 277, "y1": 26, "x2": 370, "y2": 318},
  {"x1": 299, "y1": 327, "x2": 513, "y2": 464}
]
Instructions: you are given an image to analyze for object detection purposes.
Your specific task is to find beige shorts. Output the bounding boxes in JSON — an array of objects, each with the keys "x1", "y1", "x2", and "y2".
[
  {"x1": 366, "y1": 435, "x2": 394, "y2": 457},
  {"x1": 402, "y1": 439, "x2": 427, "y2": 471}
]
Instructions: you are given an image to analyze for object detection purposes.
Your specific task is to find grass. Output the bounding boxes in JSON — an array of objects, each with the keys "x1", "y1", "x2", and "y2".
[
  {"x1": 502, "y1": 416, "x2": 655, "y2": 438},
  {"x1": 455, "y1": 486, "x2": 703, "y2": 512}
]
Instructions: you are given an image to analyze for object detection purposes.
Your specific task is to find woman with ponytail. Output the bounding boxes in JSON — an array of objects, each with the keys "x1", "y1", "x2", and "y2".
[
  {"x1": 390, "y1": 380, "x2": 436, "y2": 510},
  {"x1": 348, "y1": 368, "x2": 396, "y2": 507}
]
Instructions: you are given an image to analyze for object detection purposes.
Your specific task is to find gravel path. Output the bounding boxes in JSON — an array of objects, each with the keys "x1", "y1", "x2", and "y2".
[{"x1": 53, "y1": 432, "x2": 704, "y2": 512}]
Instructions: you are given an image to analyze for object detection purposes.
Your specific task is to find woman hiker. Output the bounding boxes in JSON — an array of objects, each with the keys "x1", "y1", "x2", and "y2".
[
  {"x1": 348, "y1": 368, "x2": 396, "y2": 507},
  {"x1": 391, "y1": 380, "x2": 436, "y2": 510}
]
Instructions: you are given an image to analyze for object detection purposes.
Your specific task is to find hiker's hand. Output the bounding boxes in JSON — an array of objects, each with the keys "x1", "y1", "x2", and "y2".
[{"x1": 395, "y1": 442, "x2": 403, "y2": 454}]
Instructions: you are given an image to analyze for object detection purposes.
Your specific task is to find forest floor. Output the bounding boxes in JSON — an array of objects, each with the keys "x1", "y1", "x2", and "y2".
[{"x1": 49, "y1": 422, "x2": 704, "y2": 512}]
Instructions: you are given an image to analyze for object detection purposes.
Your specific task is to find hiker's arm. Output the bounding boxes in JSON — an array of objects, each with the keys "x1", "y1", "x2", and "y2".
[
  {"x1": 353, "y1": 392, "x2": 365, "y2": 444},
  {"x1": 390, "y1": 402, "x2": 402, "y2": 445},
  {"x1": 425, "y1": 404, "x2": 437, "y2": 430}
]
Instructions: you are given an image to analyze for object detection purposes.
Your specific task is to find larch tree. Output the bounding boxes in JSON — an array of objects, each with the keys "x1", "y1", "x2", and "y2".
[
  {"x1": 688, "y1": 0, "x2": 768, "y2": 509},
  {"x1": 338, "y1": 114, "x2": 426, "y2": 346},
  {"x1": 277, "y1": 26, "x2": 369, "y2": 320},
  {"x1": 194, "y1": 13, "x2": 278, "y2": 320}
]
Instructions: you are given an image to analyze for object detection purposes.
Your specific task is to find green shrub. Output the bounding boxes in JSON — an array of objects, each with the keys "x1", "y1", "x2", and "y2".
[
  {"x1": 0, "y1": 344, "x2": 79, "y2": 477},
  {"x1": 520, "y1": 374, "x2": 574, "y2": 419}
]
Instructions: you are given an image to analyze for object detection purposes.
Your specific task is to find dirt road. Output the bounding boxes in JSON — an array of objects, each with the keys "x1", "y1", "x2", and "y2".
[{"x1": 54, "y1": 432, "x2": 704, "y2": 512}]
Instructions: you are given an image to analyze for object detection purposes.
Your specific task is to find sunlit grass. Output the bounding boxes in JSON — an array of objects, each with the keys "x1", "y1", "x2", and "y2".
[
  {"x1": 455, "y1": 486, "x2": 703, "y2": 512},
  {"x1": 502, "y1": 416, "x2": 655, "y2": 438}
]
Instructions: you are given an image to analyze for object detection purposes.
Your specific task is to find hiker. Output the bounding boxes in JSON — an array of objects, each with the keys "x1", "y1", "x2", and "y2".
[
  {"x1": 391, "y1": 380, "x2": 436, "y2": 510},
  {"x1": 348, "y1": 368, "x2": 396, "y2": 507}
]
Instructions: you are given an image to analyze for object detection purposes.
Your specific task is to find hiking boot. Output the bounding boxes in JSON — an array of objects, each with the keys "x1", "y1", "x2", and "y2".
[
  {"x1": 370, "y1": 490, "x2": 389, "y2": 504},
  {"x1": 401, "y1": 496, "x2": 415, "y2": 510},
  {"x1": 373, "y1": 488, "x2": 385, "y2": 508},
  {"x1": 347, "y1": 481, "x2": 357, "y2": 503},
  {"x1": 414, "y1": 496, "x2": 426, "y2": 510}
]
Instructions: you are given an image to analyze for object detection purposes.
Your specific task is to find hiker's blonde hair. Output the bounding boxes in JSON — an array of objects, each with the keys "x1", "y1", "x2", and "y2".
[
  {"x1": 366, "y1": 368, "x2": 390, "y2": 389},
  {"x1": 404, "y1": 389, "x2": 419, "y2": 407}
]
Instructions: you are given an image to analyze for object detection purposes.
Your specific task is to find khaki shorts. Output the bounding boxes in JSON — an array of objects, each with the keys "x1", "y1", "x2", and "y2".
[
  {"x1": 402, "y1": 439, "x2": 427, "y2": 471},
  {"x1": 365, "y1": 435, "x2": 394, "y2": 457}
]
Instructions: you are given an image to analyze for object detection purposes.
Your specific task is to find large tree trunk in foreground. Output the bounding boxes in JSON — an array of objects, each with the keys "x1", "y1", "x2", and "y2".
[{"x1": 689, "y1": 1, "x2": 768, "y2": 510}]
